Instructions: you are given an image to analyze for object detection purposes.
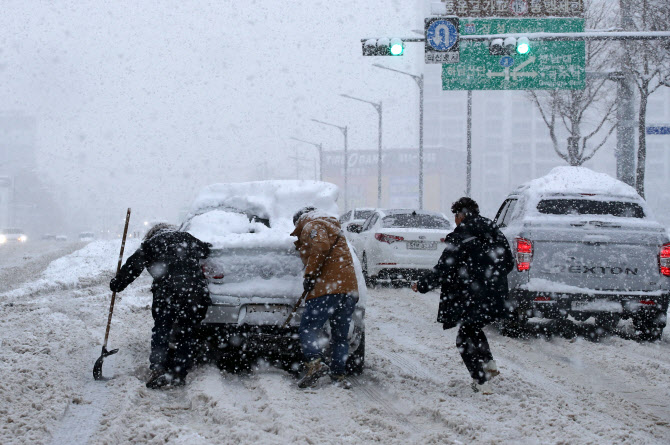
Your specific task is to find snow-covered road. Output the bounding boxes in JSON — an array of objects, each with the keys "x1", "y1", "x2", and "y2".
[{"x1": 1, "y1": 241, "x2": 669, "y2": 444}]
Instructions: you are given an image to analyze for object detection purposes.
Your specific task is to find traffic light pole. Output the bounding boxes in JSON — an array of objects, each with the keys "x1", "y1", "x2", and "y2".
[
  {"x1": 290, "y1": 137, "x2": 323, "y2": 181},
  {"x1": 340, "y1": 94, "x2": 383, "y2": 208},
  {"x1": 311, "y1": 119, "x2": 348, "y2": 211},
  {"x1": 373, "y1": 64, "x2": 425, "y2": 209},
  {"x1": 466, "y1": 90, "x2": 472, "y2": 198}
]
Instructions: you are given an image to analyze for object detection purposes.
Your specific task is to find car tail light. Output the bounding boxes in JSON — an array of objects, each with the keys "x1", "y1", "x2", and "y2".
[
  {"x1": 660, "y1": 243, "x2": 670, "y2": 276},
  {"x1": 640, "y1": 299, "x2": 656, "y2": 305},
  {"x1": 534, "y1": 296, "x2": 552, "y2": 302},
  {"x1": 516, "y1": 237, "x2": 532, "y2": 271},
  {"x1": 375, "y1": 233, "x2": 404, "y2": 244},
  {"x1": 202, "y1": 264, "x2": 224, "y2": 280}
]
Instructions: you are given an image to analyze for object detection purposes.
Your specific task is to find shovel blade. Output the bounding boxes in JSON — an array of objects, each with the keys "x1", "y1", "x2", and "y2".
[{"x1": 93, "y1": 347, "x2": 119, "y2": 380}]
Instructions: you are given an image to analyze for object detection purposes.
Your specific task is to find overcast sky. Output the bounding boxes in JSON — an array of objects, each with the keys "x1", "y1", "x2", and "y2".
[{"x1": 0, "y1": 0, "x2": 424, "y2": 229}]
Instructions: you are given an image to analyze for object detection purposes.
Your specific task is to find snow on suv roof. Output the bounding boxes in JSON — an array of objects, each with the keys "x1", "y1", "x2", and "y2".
[{"x1": 515, "y1": 166, "x2": 639, "y2": 199}]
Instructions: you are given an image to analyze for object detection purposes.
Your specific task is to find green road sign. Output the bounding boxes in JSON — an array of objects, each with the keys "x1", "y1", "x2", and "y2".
[{"x1": 442, "y1": 18, "x2": 585, "y2": 90}]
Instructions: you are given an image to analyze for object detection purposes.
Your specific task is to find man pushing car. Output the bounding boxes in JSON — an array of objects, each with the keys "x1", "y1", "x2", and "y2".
[{"x1": 291, "y1": 207, "x2": 359, "y2": 389}]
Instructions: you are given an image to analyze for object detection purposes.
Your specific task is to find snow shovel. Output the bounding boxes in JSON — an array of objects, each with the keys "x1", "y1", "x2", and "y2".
[{"x1": 93, "y1": 208, "x2": 131, "y2": 380}]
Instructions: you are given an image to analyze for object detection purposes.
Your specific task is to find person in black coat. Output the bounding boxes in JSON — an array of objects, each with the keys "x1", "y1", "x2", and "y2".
[
  {"x1": 110, "y1": 223, "x2": 212, "y2": 389},
  {"x1": 412, "y1": 197, "x2": 514, "y2": 394}
]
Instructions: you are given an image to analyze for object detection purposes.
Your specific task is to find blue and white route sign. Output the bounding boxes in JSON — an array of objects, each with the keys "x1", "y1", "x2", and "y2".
[{"x1": 424, "y1": 17, "x2": 459, "y2": 64}]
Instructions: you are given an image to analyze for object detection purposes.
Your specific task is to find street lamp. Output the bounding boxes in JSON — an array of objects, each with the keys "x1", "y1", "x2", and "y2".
[
  {"x1": 290, "y1": 137, "x2": 323, "y2": 181},
  {"x1": 340, "y1": 94, "x2": 383, "y2": 208},
  {"x1": 311, "y1": 119, "x2": 348, "y2": 211},
  {"x1": 372, "y1": 63, "x2": 424, "y2": 209}
]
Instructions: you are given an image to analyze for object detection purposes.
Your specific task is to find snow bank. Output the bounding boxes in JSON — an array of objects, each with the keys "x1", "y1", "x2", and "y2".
[{"x1": 0, "y1": 239, "x2": 140, "y2": 300}]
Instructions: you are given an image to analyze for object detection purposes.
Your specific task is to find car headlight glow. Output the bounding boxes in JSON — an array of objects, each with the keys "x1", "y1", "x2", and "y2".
[
  {"x1": 0, "y1": 235, "x2": 6, "y2": 243},
  {"x1": 19, "y1": 235, "x2": 27, "y2": 242}
]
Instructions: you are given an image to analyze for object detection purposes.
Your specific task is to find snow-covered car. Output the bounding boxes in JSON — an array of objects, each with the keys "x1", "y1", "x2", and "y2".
[
  {"x1": 496, "y1": 167, "x2": 670, "y2": 340},
  {"x1": 350, "y1": 209, "x2": 452, "y2": 286},
  {"x1": 0, "y1": 228, "x2": 28, "y2": 244},
  {"x1": 55, "y1": 235, "x2": 68, "y2": 241},
  {"x1": 182, "y1": 180, "x2": 367, "y2": 373}
]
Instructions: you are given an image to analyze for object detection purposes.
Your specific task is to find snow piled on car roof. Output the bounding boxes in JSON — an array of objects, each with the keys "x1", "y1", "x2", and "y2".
[
  {"x1": 516, "y1": 166, "x2": 639, "y2": 198},
  {"x1": 188, "y1": 180, "x2": 338, "y2": 222},
  {"x1": 185, "y1": 180, "x2": 339, "y2": 248}
]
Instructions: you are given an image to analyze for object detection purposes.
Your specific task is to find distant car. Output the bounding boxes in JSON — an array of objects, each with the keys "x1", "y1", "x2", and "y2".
[
  {"x1": 496, "y1": 167, "x2": 670, "y2": 340},
  {"x1": 181, "y1": 180, "x2": 367, "y2": 374},
  {"x1": 350, "y1": 209, "x2": 452, "y2": 287},
  {"x1": 78, "y1": 232, "x2": 96, "y2": 241},
  {"x1": 0, "y1": 228, "x2": 28, "y2": 244},
  {"x1": 55, "y1": 235, "x2": 68, "y2": 241},
  {"x1": 41, "y1": 234, "x2": 57, "y2": 241},
  {"x1": 340, "y1": 208, "x2": 375, "y2": 234}
]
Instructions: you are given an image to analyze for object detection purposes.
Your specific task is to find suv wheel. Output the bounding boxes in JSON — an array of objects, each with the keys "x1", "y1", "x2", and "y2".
[
  {"x1": 345, "y1": 332, "x2": 365, "y2": 375},
  {"x1": 633, "y1": 309, "x2": 666, "y2": 342}
]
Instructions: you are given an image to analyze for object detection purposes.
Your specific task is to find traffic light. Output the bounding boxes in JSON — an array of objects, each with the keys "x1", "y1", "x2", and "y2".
[
  {"x1": 362, "y1": 38, "x2": 404, "y2": 56},
  {"x1": 488, "y1": 36, "x2": 531, "y2": 56}
]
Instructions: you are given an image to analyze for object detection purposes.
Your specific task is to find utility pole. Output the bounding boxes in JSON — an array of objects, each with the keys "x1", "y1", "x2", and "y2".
[
  {"x1": 340, "y1": 94, "x2": 383, "y2": 207},
  {"x1": 372, "y1": 64, "x2": 425, "y2": 209},
  {"x1": 290, "y1": 137, "x2": 323, "y2": 181},
  {"x1": 466, "y1": 90, "x2": 472, "y2": 197},
  {"x1": 617, "y1": 0, "x2": 637, "y2": 187},
  {"x1": 311, "y1": 119, "x2": 349, "y2": 211}
]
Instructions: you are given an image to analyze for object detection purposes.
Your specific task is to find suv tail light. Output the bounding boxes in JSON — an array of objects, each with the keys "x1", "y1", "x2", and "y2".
[
  {"x1": 375, "y1": 233, "x2": 404, "y2": 244},
  {"x1": 660, "y1": 243, "x2": 670, "y2": 276},
  {"x1": 516, "y1": 237, "x2": 533, "y2": 271}
]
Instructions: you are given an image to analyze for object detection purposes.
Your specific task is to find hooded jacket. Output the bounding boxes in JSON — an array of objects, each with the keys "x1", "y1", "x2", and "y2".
[
  {"x1": 290, "y1": 212, "x2": 359, "y2": 301},
  {"x1": 110, "y1": 230, "x2": 212, "y2": 319},
  {"x1": 417, "y1": 214, "x2": 514, "y2": 325}
]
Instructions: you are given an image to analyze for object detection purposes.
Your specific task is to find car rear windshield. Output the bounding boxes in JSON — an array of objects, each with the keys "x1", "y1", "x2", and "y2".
[
  {"x1": 537, "y1": 199, "x2": 645, "y2": 218},
  {"x1": 354, "y1": 210, "x2": 373, "y2": 220},
  {"x1": 382, "y1": 214, "x2": 450, "y2": 229}
]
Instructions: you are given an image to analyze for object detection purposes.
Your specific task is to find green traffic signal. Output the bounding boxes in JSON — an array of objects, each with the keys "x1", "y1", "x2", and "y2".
[
  {"x1": 390, "y1": 38, "x2": 404, "y2": 56},
  {"x1": 516, "y1": 37, "x2": 530, "y2": 55}
]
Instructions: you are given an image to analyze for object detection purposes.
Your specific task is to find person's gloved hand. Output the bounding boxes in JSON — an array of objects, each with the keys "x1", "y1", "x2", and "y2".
[
  {"x1": 303, "y1": 274, "x2": 316, "y2": 293},
  {"x1": 110, "y1": 277, "x2": 121, "y2": 293}
]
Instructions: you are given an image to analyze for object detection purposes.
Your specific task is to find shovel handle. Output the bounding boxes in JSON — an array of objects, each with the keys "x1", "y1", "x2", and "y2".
[{"x1": 101, "y1": 208, "x2": 131, "y2": 350}]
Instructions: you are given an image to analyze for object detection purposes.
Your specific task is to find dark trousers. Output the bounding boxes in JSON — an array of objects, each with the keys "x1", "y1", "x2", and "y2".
[
  {"x1": 150, "y1": 289, "x2": 208, "y2": 378},
  {"x1": 456, "y1": 322, "x2": 494, "y2": 384}
]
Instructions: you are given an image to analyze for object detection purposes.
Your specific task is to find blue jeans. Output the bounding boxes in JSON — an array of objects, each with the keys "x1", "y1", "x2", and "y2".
[{"x1": 299, "y1": 293, "x2": 357, "y2": 376}]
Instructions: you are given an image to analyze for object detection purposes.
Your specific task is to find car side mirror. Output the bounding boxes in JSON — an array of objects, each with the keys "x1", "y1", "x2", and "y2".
[{"x1": 347, "y1": 223, "x2": 362, "y2": 234}]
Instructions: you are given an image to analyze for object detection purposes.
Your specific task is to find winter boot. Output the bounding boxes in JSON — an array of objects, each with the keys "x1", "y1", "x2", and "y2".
[
  {"x1": 297, "y1": 359, "x2": 329, "y2": 388},
  {"x1": 330, "y1": 374, "x2": 352, "y2": 390},
  {"x1": 471, "y1": 379, "x2": 493, "y2": 395},
  {"x1": 483, "y1": 360, "x2": 500, "y2": 380}
]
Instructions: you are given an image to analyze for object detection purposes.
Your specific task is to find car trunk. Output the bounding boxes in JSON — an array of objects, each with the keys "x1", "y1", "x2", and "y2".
[
  {"x1": 376, "y1": 228, "x2": 446, "y2": 264},
  {"x1": 203, "y1": 246, "x2": 304, "y2": 325},
  {"x1": 527, "y1": 219, "x2": 665, "y2": 292}
]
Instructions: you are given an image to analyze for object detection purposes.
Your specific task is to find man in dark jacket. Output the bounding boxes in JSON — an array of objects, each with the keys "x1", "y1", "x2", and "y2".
[
  {"x1": 110, "y1": 223, "x2": 212, "y2": 389},
  {"x1": 412, "y1": 197, "x2": 514, "y2": 394}
]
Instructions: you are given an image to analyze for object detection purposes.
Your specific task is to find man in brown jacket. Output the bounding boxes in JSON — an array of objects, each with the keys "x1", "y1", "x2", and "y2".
[{"x1": 290, "y1": 206, "x2": 359, "y2": 388}]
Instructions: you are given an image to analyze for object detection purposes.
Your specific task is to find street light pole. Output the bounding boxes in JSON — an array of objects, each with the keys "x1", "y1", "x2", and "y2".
[
  {"x1": 290, "y1": 137, "x2": 323, "y2": 181},
  {"x1": 340, "y1": 94, "x2": 383, "y2": 207},
  {"x1": 311, "y1": 119, "x2": 349, "y2": 211},
  {"x1": 373, "y1": 63, "x2": 425, "y2": 209}
]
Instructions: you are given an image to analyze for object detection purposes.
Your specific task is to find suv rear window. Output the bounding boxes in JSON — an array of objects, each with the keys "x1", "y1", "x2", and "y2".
[
  {"x1": 537, "y1": 199, "x2": 645, "y2": 218},
  {"x1": 382, "y1": 214, "x2": 450, "y2": 229}
]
